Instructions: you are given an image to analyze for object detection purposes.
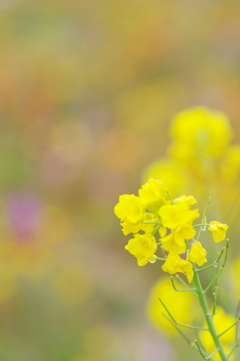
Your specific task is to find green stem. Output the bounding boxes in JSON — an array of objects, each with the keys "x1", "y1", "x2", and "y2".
[
  {"x1": 196, "y1": 197, "x2": 211, "y2": 242},
  {"x1": 196, "y1": 248, "x2": 225, "y2": 273},
  {"x1": 193, "y1": 268, "x2": 228, "y2": 361},
  {"x1": 166, "y1": 191, "x2": 175, "y2": 204},
  {"x1": 194, "y1": 223, "x2": 211, "y2": 228}
]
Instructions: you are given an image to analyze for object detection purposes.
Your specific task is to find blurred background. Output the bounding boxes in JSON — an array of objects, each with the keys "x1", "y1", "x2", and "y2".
[{"x1": 1, "y1": 0, "x2": 240, "y2": 360}]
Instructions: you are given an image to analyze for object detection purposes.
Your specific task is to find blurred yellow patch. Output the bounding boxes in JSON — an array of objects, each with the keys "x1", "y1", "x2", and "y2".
[
  {"x1": 200, "y1": 306, "x2": 235, "y2": 361},
  {"x1": 170, "y1": 107, "x2": 232, "y2": 161},
  {"x1": 146, "y1": 276, "x2": 195, "y2": 335}
]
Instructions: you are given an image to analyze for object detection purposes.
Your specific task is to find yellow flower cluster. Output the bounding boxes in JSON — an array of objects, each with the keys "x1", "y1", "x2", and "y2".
[
  {"x1": 114, "y1": 178, "x2": 228, "y2": 283},
  {"x1": 142, "y1": 107, "x2": 240, "y2": 215},
  {"x1": 114, "y1": 178, "x2": 167, "y2": 266},
  {"x1": 170, "y1": 107, "x2": 232, "y2": 164}
]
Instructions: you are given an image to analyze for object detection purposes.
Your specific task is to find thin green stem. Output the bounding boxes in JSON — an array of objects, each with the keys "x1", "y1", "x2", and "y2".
[
  {"x1": 161, "y1": 314, "x2": 194, "y2": 346},
  {"x1": 204, "y1": 241, "x2": 229, "y2": 294},
  {"x1": 158, "y1": 297, "x2": 208, "y2": 331},
  {"x1": 166, "y1": 191, "x2": 175, "y2": 204},
  {"x1": 227, "y1": 336, "x2": 240, "y2": 359},
  {"x1": 194, "y1": 339, "x2": 208, "y2": 360},
  {"x1": 196, "y1": 197, "x2": 211, "y2": 242},
  {"x1": 155, "y1": 256, "x2": 166, "y2": 261},
  {"x1": 204, "y1": 270, "x2": 222, "y2": 295},
  {"x1": 196, "y1": 248, "x2": 225, "y2": 273},
  {"x1": 170, "y1": 276, "x2": 197, "y2": 293},
  {"x1": 212, "y1": 288, "x2": 218, "y2": 316},
  {"x1": 235, "y1": 301, "x2": 240, "y2": 361},
  {"x1": 218, "y1": 319, "x2": 240, "y2": 338},
  {"x1": 206, "y1": 348, "x2": 220, "y2": 360},
  {"x1": 193, "y1": 267, "x2": 228, "y2": 361},
  {"x1": 142, "y1": 221, "x2": 158, "y2": 224},
  {"x1": 153, "y1": 224, "x2": 161, "y2": 235},
  {"x1": 194, "y1": 223, "x2": 211, "y2": 228},
  {"x1": 176, "y1": 274, "x2": 198, "y2": 298}
]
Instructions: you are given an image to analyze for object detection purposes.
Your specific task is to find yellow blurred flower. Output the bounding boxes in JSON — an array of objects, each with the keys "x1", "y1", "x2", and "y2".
[
  {"x1": 142, "y1": 158, "x2": 188, "y2": 199},
  {"x1": 169, "y1": 107, "x2": 232, "y2": 162},
  {"x1": 146, "y1": 276, "x2": 195, "y2": 335},
  {"x1": 208, "y1": 221, "x2": 228, "y2": 243},
  {"x1": 125, "y1": 233, "x2": 157, "y2": 266},
  {"x1": 188, "y1": 241, "x2": 207, "y2": 266},
  {"x1": 200, "y1": 307, "x2": 235, "y2": 361},
  {"x1": 220, "y1": 145, "x2": 240, "y2": 182}
]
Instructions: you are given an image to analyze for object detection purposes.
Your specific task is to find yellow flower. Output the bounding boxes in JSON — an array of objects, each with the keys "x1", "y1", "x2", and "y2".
[
  {"x1": 170, "y1": 107, "x2": 232, "y2": 161},
  {"x1": 114, "y1": 194, "x2": 145, "y2": 224},
  {"x1": 178, "y1": 259, "x2": 193, "y2": 283},
  {"x1": 188, "y1": 241, "x2": 207, "y2": 266},
  {"x1": 162, "y1": 252, "x2": 182, "y2": 275},
  {"x1": 160, "y1": 225, "x2": 195, "y2": 254},
  {"x1": 159, "y1": 227, "x2": 167, "y2": 238},
  {"x1": 159, "y1": 203, "x2": 199, "y2": 229},
  {"x1": 120, "y1": 207, "x2": 158, "y2": 235},
  {"x1": 200, "y1": 307, "x2": 235, "y2": 361},
  {"x1": 174, "y1": 195, "x2": 197, "y2": 206},
  {"x1": 138, "y1": 178, "x2": 167, "y2": 211},
  {"x1": 121, "y1": 220, "x2": 142, "y2": 235},
  {"x1": 146, "y1": 276, "x2": 196, "y2": 335},
  {"x1": 174, "y1": 225, "x2": 196, "y2": 243},
  {"x1": 125, "y1": 233, "x2": 157, "y2": 266},
  {"x1": 160, "y1": 232, "x2": 186, "y2": 254},
  {"x1": 140, "y1": 213, "x2": 158, "y2": 234},
  {"x1": 208, "y1": 221, "x2": 228, "y2": 243}
]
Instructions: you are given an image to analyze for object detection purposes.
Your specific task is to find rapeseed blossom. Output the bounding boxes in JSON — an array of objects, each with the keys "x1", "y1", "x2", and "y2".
[
  {"x1": 124, "y1": 233, "x2": 157, "y2": 266},
  {"x1": 162, "y1": 252, "x2": 182, "y2": 275},
  {"x1": 162, "y1": 252, "x2": 194, "y2": 283},
  {"x1": 178, "y1": 259, "x2": 193, "y2": 283},
  {"x1": 114, "y1": 194, "x2": 144, "y2": 224},
  {"x1": 142, "y1": 107, "x2": 240, "y2": 234},
  {"x1": 159, "y1": 203, "x2": 199, "y2": 229},
  {"x1": 114, "y1": 177, "x2": 227, "y2": 284},
  {"x1": 188, "y1": 241, "x2": 207, "y2": 266},
  {"x1": 160, "y1": 232, "x2": 187, "y2": 254},
  {"x1": 115, "y1": 175, "x2": 236, "y2": 361},
  {"x1": 208, "y1": 221, "x2": 229, "y2": 243},
  {"x1": 114, "y1": 107, "x2": 239, "y2": 361},
  {"x1": 138, "y1": 177, "x2": 167, "y2": 211}
]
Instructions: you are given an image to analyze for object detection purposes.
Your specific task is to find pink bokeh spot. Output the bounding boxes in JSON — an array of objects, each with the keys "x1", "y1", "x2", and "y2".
[{"x1": 6, "y1": 191, "x2": 43, "y2": 242}]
